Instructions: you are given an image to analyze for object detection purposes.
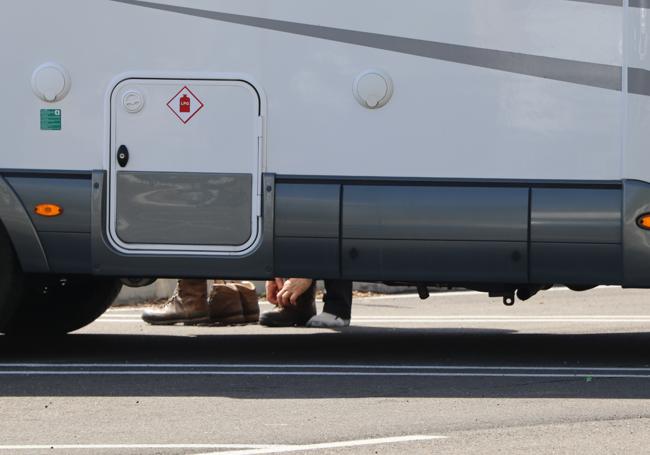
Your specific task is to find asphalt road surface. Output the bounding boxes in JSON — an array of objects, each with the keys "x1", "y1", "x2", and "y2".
[{"x1": 2, "y1": 287, "x2": 650, "y2": 454}]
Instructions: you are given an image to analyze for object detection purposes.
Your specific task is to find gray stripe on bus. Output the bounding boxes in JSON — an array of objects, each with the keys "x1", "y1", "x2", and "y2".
[
  {"x1": 110, "y1": 0, "x2": 622, "y2": 91},
  {"x1": 628, "y1": 67, "x2": 650, "y2": 96},
  {"x1": 571, "y1": 0, "x2": 622, "y2": 6},
  {"x1": 629, "y1": 0, "x2": 650, "y2": 8}
]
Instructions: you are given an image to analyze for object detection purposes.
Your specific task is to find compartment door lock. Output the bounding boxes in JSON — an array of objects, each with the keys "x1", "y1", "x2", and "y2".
[{"x1": 117, "y1": 145, "x2": 129, "y2": 168}]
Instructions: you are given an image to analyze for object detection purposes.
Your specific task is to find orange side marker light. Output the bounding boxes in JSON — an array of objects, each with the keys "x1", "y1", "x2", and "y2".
[
  {"x1": 637, "y1": 213, "x2": 650, "y2": 230},
  {"x1": 34, "y1": 204, "x2": 63, "y2": 217}
]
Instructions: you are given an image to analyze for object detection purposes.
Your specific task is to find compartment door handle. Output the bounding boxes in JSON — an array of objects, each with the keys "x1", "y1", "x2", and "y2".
[{"x1": 117, "y1": 145, "x2": 129, "y2": 168}]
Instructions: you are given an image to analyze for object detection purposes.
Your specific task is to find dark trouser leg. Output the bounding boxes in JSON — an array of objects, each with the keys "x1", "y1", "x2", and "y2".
[{"x1": 322, "y1": 280, "x2": 353, "y2": 319}]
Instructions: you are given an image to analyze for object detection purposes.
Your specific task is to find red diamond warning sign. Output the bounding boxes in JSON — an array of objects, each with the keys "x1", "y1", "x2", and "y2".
[{"x1": 166, "y1": 86, "x2": 204, "y2": 124}]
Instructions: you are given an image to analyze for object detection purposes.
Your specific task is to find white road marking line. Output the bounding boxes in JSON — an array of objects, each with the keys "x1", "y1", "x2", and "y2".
[
  {"x1": 0, "y1": 363, "x2": 649, "y2": 372},
  {"x1": 360, "y1": 314, "x2": 650, "y2": 320},
  {"x1": 101, "y1": 314, "x2": 650, "y2": 319},
  {"x1": 358, "y1": 292, "x2": 466, "y2": 300},
  {"x1": 94, "y1": 319, "x2": 146, "y2": 323},
  {"x1": 352, "y1": 318, "x2": 650, "y2": 323},
  {"x1": 196, "y1": 435, "x2": 445, "y2": 455},
  {"x1": 0, "y1": 444, "x2": 277, "y2": 450},
  {"x1": 352, "y1": 285, "x2": 620, "y2": 301},
  {"x1": 0, "y1": 370, "x2": 648, "y2": 378},
  {"x1": 95, "y1": 317, "x2": 650, "y2": 324},
  {"x1": 105, "y1": 307, "x2": 148, "y2": 312}
]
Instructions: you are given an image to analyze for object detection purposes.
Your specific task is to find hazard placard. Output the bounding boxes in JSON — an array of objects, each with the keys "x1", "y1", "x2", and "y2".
[{"x1": 166, "y1": 86, "x2": 204, "y2": 124}]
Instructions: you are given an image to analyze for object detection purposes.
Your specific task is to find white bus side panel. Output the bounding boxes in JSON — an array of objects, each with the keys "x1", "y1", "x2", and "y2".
[{"x1": 0, "y1": 0, "x2": 624, "y2": 181}]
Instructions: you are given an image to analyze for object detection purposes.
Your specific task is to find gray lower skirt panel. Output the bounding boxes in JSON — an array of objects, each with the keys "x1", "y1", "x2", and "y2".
[
  {"x1": 343, "y1": 186, "x2": 529, "y2": 241},
  {"x1": 530, "y1": 243, "x2": 622, "y2": 285},
  {"x1": 7, "y1": 171, "x2": 649, "y2": 287},
  {"x1": 7, "y1": 176, "x2": 91, "y2": 234},
  {"x1": 531, "y1": 188, "x2": 621, "y2": 243},
  {"x1": 275, "y1": 184, "x2": 340, "y2": 238},
  {"x1": 40, "y1": 232, "x2": 92, "y2": 274},
  {"x1": 275, "y1": 237, "x2": 339, "y2": 279},
  {"x1": 342, "y1": 239, "x2": 528, "y2": 283},
  {"x1": 623, "y1": 180, "x2": 650, "y2": 287}
]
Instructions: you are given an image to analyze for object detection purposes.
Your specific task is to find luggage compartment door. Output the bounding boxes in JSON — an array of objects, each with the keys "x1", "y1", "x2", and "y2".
[
  {"x1": 341, "y1": 185, "x2": 529, "y2": 282},
  {"x1": 108, "y1": 78, "x2": 262, "y2": 255}
]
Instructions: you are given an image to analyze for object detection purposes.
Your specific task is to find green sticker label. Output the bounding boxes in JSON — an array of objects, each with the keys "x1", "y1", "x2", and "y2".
[{"x1": 40, "y1": 109, "x2": 61, "y2": 131}]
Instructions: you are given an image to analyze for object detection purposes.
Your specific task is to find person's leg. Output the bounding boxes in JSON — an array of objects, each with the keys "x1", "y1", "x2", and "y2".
[
  {"x1": 307, "y1": 280, "x2": 353, "y2": 328},
  {"x1": 259, "y1": 280, "x2": 316, "y2": 327},
  {"x1": 141, "y1": 279, "x2": 210, "y2": 325},
  {"x1": 207, "y1": 280, "x2": 245, "y2": 325},
  {"x1": 232, "y1": 281, "x2": 260, "y2": 323},
  {"x1": 322, "y1": 280, "x2": 353, "y2": 320}
]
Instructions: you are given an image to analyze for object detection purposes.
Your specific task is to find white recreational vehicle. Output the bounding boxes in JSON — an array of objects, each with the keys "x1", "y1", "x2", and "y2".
[{"x1": 1, "y1": 0, "x2": 649, "y2": 333}]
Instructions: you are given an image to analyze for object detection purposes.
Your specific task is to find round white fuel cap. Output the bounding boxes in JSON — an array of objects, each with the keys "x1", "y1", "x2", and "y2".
[
  {"x1": 353, "y1": 69, "x2": 393, "y2": 109},
  {"x1": 31, "y1": 63, "x2": 71, "y2": 103},
  {"x1": 122, "y1": 90, "x2": 145, "y2": 113}
]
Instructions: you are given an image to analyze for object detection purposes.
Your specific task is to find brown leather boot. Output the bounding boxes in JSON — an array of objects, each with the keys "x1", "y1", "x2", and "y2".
[
  {"x1": 259, "y1": 281, "x2": 316, "y2": 327},
  {"x1": 234, "y1": 281, "x2": 260, "y2": 323},
  {"x1": 207, "y1": 281, "x2": 245, "y2": 325},
  {"x1": 141, "y1": 279, "x2": 210, "y2": 325}
]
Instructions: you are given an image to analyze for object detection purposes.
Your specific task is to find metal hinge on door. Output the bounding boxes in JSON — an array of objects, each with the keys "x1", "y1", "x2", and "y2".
[
  {"x1": 256, "y1": 115, "x2": 264, "y2": 197},
  {"x1": 256, "y1": 115, "x2": 264, "y2": 140},
  {"x1": 256, "y1": 116, "x2": 264, "y2": 218}
]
